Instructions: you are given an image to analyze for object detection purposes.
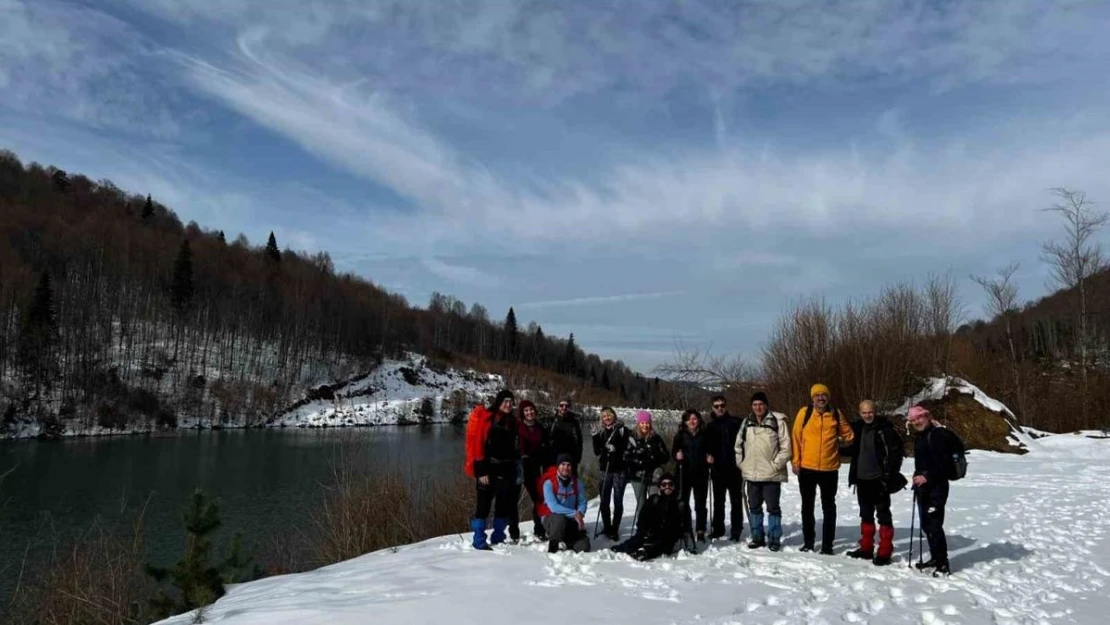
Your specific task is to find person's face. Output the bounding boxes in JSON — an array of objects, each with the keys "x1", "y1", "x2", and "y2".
[
  {"x1": 658, "y1": 477, "x2": 676, "y2": 495},
  {"x1": 751, "y1": 400, "x2": 768, "y2": 417},
  {"x1": 812, "y1": 393, "x2": 829, "y2": 410},
  {"x1": 685, "y1": 414, "x2": 700, "y2": 431},
  {"x1": 558, "y1": 401, "x2": 569, "y2": 414},
  {"x1": 601, "y1": 411, "x2": 616, "y2": 427},
  {"x1": 909, "y1": 411, "x2": 929, "y2": 431},
  {"x1": 557, "y1": 461, "x2": 573, "y2": 478},
  {"x1": 499, "y1": 398, "x2": 513, "y2": 414},
  {"x1": 859, "y1": 402, "x2": 876, "y2": 424},
  {"x1": 637, "y1": 422, "x2": 652, "y2": 436},
  {"x1": 523, "y1": 406, "x2": 536, "y2": 422},
  {"x1": 712, "y1": 399, "x2": 727, "y2": 416}
]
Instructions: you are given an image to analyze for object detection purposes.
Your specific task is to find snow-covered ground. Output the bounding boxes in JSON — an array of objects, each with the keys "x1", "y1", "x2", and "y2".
[{"x1": 155, "y1": 432, "x2": 1110, "y2": 625}]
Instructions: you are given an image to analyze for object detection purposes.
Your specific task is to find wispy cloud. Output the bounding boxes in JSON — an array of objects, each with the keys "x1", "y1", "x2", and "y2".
[{"x1": 518, "y1": 291, "x2": 687, "y2": 310}]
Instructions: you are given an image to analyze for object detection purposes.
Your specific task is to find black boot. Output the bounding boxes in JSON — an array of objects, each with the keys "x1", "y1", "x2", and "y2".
[
  {"x1": 915, "y1": 558, "x2": 937, "y2": 570},
  {"x1": 846, "y1": 547, "x2": 873, "y2": 560},
  {"x1": 872, "y1": 554, "x2": 893, "y2": 566},
  {"x1": 747, "y1": 537, "x2": 766, "y2": 549},
  {"x1": 509, "y1": 523, "x2": 521, "y2": 542},
  {"x1": 800, "y1": 544, "x2": 815, "y2": 553},
  {"x1": 547, "y1": 540, "x2": 560, "y2": 554},
  {"x1": 534, "y1": 522, "x2": 547, "y2": 541},
  {"x1": 932, "y1": 561, "x2": 951, "y2": 576}
]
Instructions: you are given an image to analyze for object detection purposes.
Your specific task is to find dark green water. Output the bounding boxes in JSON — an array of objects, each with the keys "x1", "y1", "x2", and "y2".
[{"x1": 0, "y1": 426, "x2": 470, "y2": 601}]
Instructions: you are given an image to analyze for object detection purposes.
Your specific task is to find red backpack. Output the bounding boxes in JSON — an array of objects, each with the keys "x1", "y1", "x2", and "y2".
[{"x1": 463, "y1": 404, "x2": 493, "y2": 478}]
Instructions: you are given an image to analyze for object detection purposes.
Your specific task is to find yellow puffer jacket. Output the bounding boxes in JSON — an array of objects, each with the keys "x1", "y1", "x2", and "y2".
[{"x1": 791, "y1": 406, "x2": 855, "y2": 472}]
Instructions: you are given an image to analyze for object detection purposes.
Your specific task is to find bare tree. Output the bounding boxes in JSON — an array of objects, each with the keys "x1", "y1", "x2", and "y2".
[
  {"x1": 1040, "y1": 187, "x2": 1108, "y2": 422},
  {"x1": 653, "y1": 339, "x2": 759, "y2": 407},
  {"x1": 924, "y1": 270, "x2": 965, "y2": 375},
  {"x1": 971, "y1": 262, "x2": 1026, "y2": 420}
]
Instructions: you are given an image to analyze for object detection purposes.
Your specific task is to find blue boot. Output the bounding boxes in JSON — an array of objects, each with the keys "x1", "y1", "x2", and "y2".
[
  {"x1": 767, "y1": 514, "x2": 783, "y2": 551},
  {"x1": 490, "y1": 518, "x2": 508, "y2": 545},
  {"x1": 747, "y1": 512, "x2": 766, "y2": 548},
  {"x1": 472, "y1": 518, "x2": 491, "y2": 550}
]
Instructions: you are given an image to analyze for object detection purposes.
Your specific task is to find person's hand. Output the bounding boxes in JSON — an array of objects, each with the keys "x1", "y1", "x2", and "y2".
[
  {"x1": 575, "y1": 512, "x2": 586, "y2": 530},
  {"x1": 706, "y1": 455, "x2": 715, "y2": 464},
  {"x1": 478, "y1": 475, "x2": 490, "y2": 486},
  {"x1": 912, "y1": 475, "x2": 927, "y2": 487},
  {"x1": 675, "y1": 450, "x2": 685, "y2": 461},
  {"x1": 792, "y1": 465, "x2": 799, "y2": 476},
  {"x1": 606, "y1": 443, "x2": 615, "y2": 453}
]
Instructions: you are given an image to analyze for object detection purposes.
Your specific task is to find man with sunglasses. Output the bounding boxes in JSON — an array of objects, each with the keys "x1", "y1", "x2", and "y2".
[
  {"x1": 610, "y1": 473, "x2": 689, "y2": 561},
  {"x1": 548, "y1": 399, "x2": 584, "y2": 474},
  {"x1": 705, "y1": 395, "x2": 745, "y2": 541}
]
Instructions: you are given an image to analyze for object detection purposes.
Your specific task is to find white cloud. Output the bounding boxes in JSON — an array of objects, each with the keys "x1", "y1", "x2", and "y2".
[{"x1": 517, "y1": 291, "x2": 687, "y2": 309}]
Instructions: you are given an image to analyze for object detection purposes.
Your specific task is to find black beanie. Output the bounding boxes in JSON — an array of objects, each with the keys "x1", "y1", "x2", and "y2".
[
  {"x1": 491, "y1": 389, "x2": 514, "y2": 411},
  {"x1": 556, "y1": 453, "x2": 573, "y2": 466},
  {"x1": 750, "y1": 391, "x2": 769, "y2": 405}
]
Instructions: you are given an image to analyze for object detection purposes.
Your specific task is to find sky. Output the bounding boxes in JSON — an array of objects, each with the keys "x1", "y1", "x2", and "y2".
[{"x1": 3, "y1": 0, "x2": 1110, "y2": 374}]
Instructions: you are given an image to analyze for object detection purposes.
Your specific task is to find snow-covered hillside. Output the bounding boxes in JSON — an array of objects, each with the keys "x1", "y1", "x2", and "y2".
[
  {"x1": 894, "y1": 376, "x2": 1034, "y2": 452},
  {"x1": 155, "y1": 433, "x2": 1110, "y2": 625}
]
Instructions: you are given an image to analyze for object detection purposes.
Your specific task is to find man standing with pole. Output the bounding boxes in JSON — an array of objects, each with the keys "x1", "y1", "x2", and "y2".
[{"x1": 706, "y1": 395, "x2": 744, "y2": 541}]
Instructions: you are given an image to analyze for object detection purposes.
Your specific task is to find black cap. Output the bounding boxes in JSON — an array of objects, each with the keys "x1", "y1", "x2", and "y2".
[
  {"x1": 556, "y1": 453, "x2": 573, "y2": 466},
  {"x1": 750, "y1": 391, "x2": 769, "y2": 405}
]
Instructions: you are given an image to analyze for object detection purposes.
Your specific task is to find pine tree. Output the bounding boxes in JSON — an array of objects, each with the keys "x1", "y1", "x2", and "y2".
[
  {"x1": 170, "y1": 240, "x2": 194, "y2": 315},
  {"x1": 563, "y1": 333, "x2": 577, "y2": 375},
  {"x1": 142, "y1": 194, "x2": 154, "y2": 219},
  {"x1": 265, "y1": 231, "x2": 281, "y2": 262},
  {"x1": 17, "y1": 271, "x2": 57, "y2": 396},
  {"x1": 601, "y1": 369, "x2": 611, "y2": 390},
  {"x1": 505, "y1": 307, "x2": 518, "y2": 360},
  {"x1": 216, "y1": 230, "x2": 226, "y2": 244},
  {"x1": 147, "y1": 489, "x2": 257, "y2": 619}
]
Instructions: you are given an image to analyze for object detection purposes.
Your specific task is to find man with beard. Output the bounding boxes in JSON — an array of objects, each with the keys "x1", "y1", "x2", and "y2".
[
  {"x1": 539, "y1": 453, "x2": 591, "y2": 553},
  {"x1": 610, "y1": 473, "x2": 689, "y2": 561}
]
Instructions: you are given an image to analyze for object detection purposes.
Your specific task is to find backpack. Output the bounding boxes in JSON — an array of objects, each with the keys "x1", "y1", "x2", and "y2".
[
  {"x1": 933, "y1": 427, "x2": 968, "y2": 481},
  {"x1": 463, "y1": 404, "x2": 493, "y2": 478},
  {"x1": 738, "y1": 413, "x2": 780, "y2": 460},
  {"x1": 802, "y1": 405, "x2": 843, "y2": 431}
]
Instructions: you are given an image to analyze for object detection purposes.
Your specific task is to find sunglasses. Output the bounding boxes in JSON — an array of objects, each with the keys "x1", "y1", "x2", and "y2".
[
  {"x1": 659, "y1": 481, "x2": 675, "y2": 488},
  {"x1": 712, "y1": 403, "x2": 725, "y2": 409},
  {"x1": 558, "y1": 403, "x2": 569, "y2": 408}
]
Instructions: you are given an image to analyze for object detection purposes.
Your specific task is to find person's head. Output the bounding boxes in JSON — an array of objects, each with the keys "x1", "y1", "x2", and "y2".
[
  {"x1": 600, "y1": 406, "x2": 617, "y2": 427},
  {"x1": 657, "y1": 472, "x2": 677, "y2": 496},
  {"x1": 557, "y1": 399, "x2": 571, "y2": 415},
  {"x1": 492, "y1": 390, "x2": 514, "y2": 415},
  {"x1": 750, "y1": 391, "x2": 769, "y2": 417},
  {"x1": 519, "y1": 399, "x2": 537, "y2": 423},
  {"x1": 907, "y1": 405, "x2": 932, "y2": 432},
  {"x1": 859, "y1": 400, "x2": 876, "y2": 424},
  {"x1": 636, "y1": 410, "x2": 653, "y2": 436},
  {"x1": 682, "y1": 409, "x2": 702, "y2": 431},
  {"x1": 556, "y1": 453, "x2": 574, "y2": 478},
  {"x1": 711, "y1": 395, "x2": 727, "y2": 416},
  {"x1": 810, "y1": 384, "x2": 830, "y2": 410}
]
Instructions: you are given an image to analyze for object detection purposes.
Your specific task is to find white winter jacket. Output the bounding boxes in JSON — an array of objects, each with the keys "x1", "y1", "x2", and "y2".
[{"x1": 735, "y1": 411, "x2": 792, "y2": 482}]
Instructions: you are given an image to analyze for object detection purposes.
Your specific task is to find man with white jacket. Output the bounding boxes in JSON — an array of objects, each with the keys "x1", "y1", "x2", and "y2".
[{"x1": 735, "y1": 392, "x2": 792, "y2": 551}]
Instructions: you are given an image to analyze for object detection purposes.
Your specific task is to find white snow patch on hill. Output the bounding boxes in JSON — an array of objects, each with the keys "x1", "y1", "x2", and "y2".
[
  {"x1": 895, "y1": 376, "x2": 1034, "y2": 450},
  {"x1": 154, "y1": 432, "x2": 1110, "y2": 625}
]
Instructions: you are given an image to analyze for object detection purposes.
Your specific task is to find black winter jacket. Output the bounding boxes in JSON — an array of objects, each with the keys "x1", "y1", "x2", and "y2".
[
  {"x1": 475, "y1": 413, "x2": 519, "y2": 479},
  {"x1": 846, "y1": 416, "x2": 904, "y2": 487},
  {"x1": 913, "y1": 425, "x2": 955, "y2": 484},
  {"x1": 706, "y1": 413, "x2": 743, "y2": 474},
  {"x1": 635, "y1": 492, "x2": 689, "y2": 547},
  {"x1": 624, "y1": 432, "x2": 669, "y2": 479},
  {"x1": 672, "y1": 427, "x2": 710, "y2": 476},
  {"x1": 549, "y1": 413, "x2": 584, "y2": 465},
  {"x1": 592, "y1": 423, "x2": 630, "y2": 473}
]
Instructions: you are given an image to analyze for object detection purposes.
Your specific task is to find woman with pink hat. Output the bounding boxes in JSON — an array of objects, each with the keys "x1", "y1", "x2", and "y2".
[{"x1": 623, "y1": 410, "x2": 669, "y2": 532}]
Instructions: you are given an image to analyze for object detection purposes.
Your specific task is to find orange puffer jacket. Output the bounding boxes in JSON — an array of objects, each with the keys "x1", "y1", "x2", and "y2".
[{"x1": 791, "y1": 406, "x2": 855, "y2": 472}]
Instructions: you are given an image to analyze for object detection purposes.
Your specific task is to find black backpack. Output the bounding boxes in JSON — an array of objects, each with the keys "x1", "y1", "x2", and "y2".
[
  {"x1": 802, "y1": 405, "x2": 843, "y2": 431},
  {"x1": 935, "y1": 427, "x2": 968, "y2": 481}
]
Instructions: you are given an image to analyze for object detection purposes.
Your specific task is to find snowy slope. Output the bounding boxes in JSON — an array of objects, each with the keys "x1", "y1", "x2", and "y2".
[
  {"x1": 154, "y1": 434, "x2": 1110, "y2": 625},
  {"x1": 894, "y1": 376, "x2": 1035, "y2": 450}
]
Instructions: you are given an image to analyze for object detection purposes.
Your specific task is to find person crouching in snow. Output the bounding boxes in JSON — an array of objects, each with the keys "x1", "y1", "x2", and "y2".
[
  {"x1": 611, "y1": 473, "x2": 690, "y2": 561},
  {"x1": 845, "y1": 400, "x2": 906, "y2": 566},
  {"x1": 735, "y1": 392, "x2": 791, "y2": 551},
  {"x1": 539, "y1": 454, "x2": 591, "y2": 553}
]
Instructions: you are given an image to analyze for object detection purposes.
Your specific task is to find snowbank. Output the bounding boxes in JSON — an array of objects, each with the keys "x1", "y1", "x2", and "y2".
[
  {"x1": 894, "y1": 376, "x2": 1034, "y2": 452},
  {"x1": 153, "y1": 433, "x2": 1110, "y2": 625}
]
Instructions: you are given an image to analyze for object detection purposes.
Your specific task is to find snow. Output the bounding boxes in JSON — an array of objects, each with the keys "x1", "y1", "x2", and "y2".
[
  {"x1": 894, "y1": 376, "x2": 1035, "y2": 450},
  {"x1": 153, "y1": 433, "x2": 1110, "y2": 625}
]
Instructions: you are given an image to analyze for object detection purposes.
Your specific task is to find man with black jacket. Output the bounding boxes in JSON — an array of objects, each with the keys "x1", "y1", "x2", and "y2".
[
  {"x1": 610, "y1": 473, "x2": 690, "y2": 561},
  {"x1": 705, "y1": 395, "x2": 744, "y2": 541},
  {"x1": 549, "y1": 399, "x2": 584, "y2": 474},
  {"x1": 591, "y1": 406, "x2": 630, "y2": 539},
  {"x1": 845, "y1": 400, "x2": 906, "y2": 566},
  {"x1": 908, "y1": 404, "x2": 953, "y2": 576}
]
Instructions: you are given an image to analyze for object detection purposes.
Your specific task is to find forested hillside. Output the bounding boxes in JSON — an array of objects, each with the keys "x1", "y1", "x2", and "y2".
[{"x1": 0, "y1": 150, "x2": 663, "y2": 437}]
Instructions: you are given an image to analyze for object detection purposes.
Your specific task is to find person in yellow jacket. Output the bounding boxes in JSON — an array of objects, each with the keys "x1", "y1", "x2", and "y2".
[{"x1": 791, "y1": 383, "x2": 855, "y2": 554}]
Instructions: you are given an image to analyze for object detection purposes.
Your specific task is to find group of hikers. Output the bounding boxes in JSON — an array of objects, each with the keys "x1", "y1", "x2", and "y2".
[{"x1": 463, "y1": 384, "x2": 962, "y2": 576}]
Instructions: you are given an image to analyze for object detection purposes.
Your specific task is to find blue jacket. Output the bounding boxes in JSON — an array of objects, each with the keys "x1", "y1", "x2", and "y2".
[{"x1": 542, "y1": 473, "x2": 587, "y2": 518}]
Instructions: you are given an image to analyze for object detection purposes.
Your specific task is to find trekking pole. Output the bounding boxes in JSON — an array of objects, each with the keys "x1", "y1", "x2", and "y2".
[
  {"x1": 593, "y1": 455, "x2": 611, "y2": 538},
  {"x1": 632, "y1": 470, "x2": 647, "y2": 534},
  {"x1": 907, "y1": 488, "x2": 917, "y2": 568}
]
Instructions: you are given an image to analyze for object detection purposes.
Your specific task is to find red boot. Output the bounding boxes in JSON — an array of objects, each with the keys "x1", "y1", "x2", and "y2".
[
  {"x1": 847, "y1": 522, "x2": 874, "y2": 559},
  {"x1": 873, "y1": 525, "x2": 894, "y2": 566}
]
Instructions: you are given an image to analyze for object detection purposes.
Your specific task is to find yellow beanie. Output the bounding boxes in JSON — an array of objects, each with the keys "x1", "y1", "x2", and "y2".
[{"x1": 810, "y1": 383, "x2": 831, "y2": 398}]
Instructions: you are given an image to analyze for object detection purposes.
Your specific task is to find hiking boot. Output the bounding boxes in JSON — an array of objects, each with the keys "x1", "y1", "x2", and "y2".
[
  {"x1": 747, "y1": 537, "x2": 766, "y2": 549},
  {"x1": 547, "y1": 540, "x2": 560, "y2": 554},
  {"x1": 800, "y1": 544, "x2": 815, "y2": 553},
  {"x1": 490, "y1": 518, "x2": 508, "y2": 545},
  {"x1": 471, "y1": 518, "x2": 491, "y2": 551},
  {"x1": 709, "y1": 529, "x2": 725, "y2": 540},
  {"x1": 509, "y1": 524, "x2": 521, "y2": 542},
  {"x1": 915, "y1": 558, "x2": 938, "y2": 570},
  {"x1": 696, "y1": 530, "x2": 706, "y2": 542},
  {"x1": 931, "y1": 561, "x2": 951, "y2": 576},
  {"x1": 729, "y1": 533, "x2": 742, "y2": 542},
  {"x1": 820, "y1": 546, "x2": 835, "y2": 555},
  {"x1": 846, "y1": 547, "x2": 874, "y2": 560},
  {"x1": 768, "y1": 541, "x2": 782, "y2": 552},
  {"x1": 872, "y1": 554, "x2": 893, "y2": 566}
]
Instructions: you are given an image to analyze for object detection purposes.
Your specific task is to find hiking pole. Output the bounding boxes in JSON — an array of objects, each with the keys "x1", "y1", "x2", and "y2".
[
  {"x1": 908, "y1": 488, "x2": 917, "y2": 568},
  {"x1": 632, "y1": 470, "x2": 647, "y2": 535},
  {"x1": 594, "y1": 455, "x2": 611, "y2": 538}
]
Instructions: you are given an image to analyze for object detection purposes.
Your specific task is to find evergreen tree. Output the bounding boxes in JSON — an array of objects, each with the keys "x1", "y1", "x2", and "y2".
[
  {"x1": 265, "y1": 231, "x2": 281, "y2": 262},
  {"x1": 17, "y1": 271, "x2": 57, "y2": 395},
  {"x1": 563, "y1": 333, "x2": 577, "y2": 375},
  {"x1": 505, "y1": 307, "x2": 518, "y2": 359},
  {"x1": 216, "y1": 230, "x2": 226, "y2": 244},
  {"x1": 142, "y1": 194, "x2": 154, "y2": 219},
  {"x1": 170, "y1": 239, "x2": 194, "y2": 315},
  {"x1": 601, "y1": 369, "x2": 611, "y2": 390},
  {"x1": 147, "y1": 489, "x2": 257, "y2": 619}
]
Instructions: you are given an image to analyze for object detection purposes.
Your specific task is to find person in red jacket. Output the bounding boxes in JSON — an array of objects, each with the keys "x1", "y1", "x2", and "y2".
[
  {"x1": 467, "y1": 390, "x2": 518, "y2": 550},
  {"x1": 513, "y1": 399, "x2": 550, "y2": 540}
]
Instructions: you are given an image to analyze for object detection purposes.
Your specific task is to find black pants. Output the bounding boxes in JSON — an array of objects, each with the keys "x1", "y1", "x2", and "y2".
[
  {"x1": 711, "y1": 468, "x2": 744, "y2": 537},
  {"x1": 678, "y1": 468, "x2": 709, "y2": 532},
  {"x1": 599, "y1": 471, "x2": 629, "y2": 532},
  {"x1": 856, "y1": 478, "x2": 892, "y2": 526},
  {"x1": 474, "y1": 471, "x2": 516, "y2": 521},
  {"x1": 614, "y1": 532, "x2": 678, "y2": 561},
  {"x1": 799, "y1": 468, "x2": 838, "y2": 549},
  {"x1": 917, "y1": 481, "x2": 949, "y2": 563}
]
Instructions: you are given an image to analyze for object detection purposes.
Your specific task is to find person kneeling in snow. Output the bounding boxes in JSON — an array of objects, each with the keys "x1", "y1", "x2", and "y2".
[
  {"x1": 610, "y1": 473, "x2": 690, "y2": 561},
  {"x1": 539, "y1": 454, "x2": 591, "y2": 553}
]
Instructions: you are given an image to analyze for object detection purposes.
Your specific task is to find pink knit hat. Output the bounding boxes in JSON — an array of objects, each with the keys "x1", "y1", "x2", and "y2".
[
  {"x1": 907, "y1": 405, "x2": 931, "y2": 421},
  {"x1": 636, "y1": 410, "x2": 652, "y2": 425}
]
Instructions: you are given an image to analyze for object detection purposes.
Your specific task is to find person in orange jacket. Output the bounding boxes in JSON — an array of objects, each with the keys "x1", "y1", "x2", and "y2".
[{"x1": 791, "y1": 383, "x2": 855, "y2": 554}]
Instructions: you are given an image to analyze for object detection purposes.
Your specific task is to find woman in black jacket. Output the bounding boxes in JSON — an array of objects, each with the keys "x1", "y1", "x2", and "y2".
[
  {"x1": 624, "y1": 410, "x2": 670, "y2": 533},
  {"x1": 672, "y1": 408, "x2": 710, "y2": 542}
]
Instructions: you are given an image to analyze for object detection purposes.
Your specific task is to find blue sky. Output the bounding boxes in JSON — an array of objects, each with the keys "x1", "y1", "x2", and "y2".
[{"x1": 3, "y1": 0, "x2": 1110, "y2": 374}]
